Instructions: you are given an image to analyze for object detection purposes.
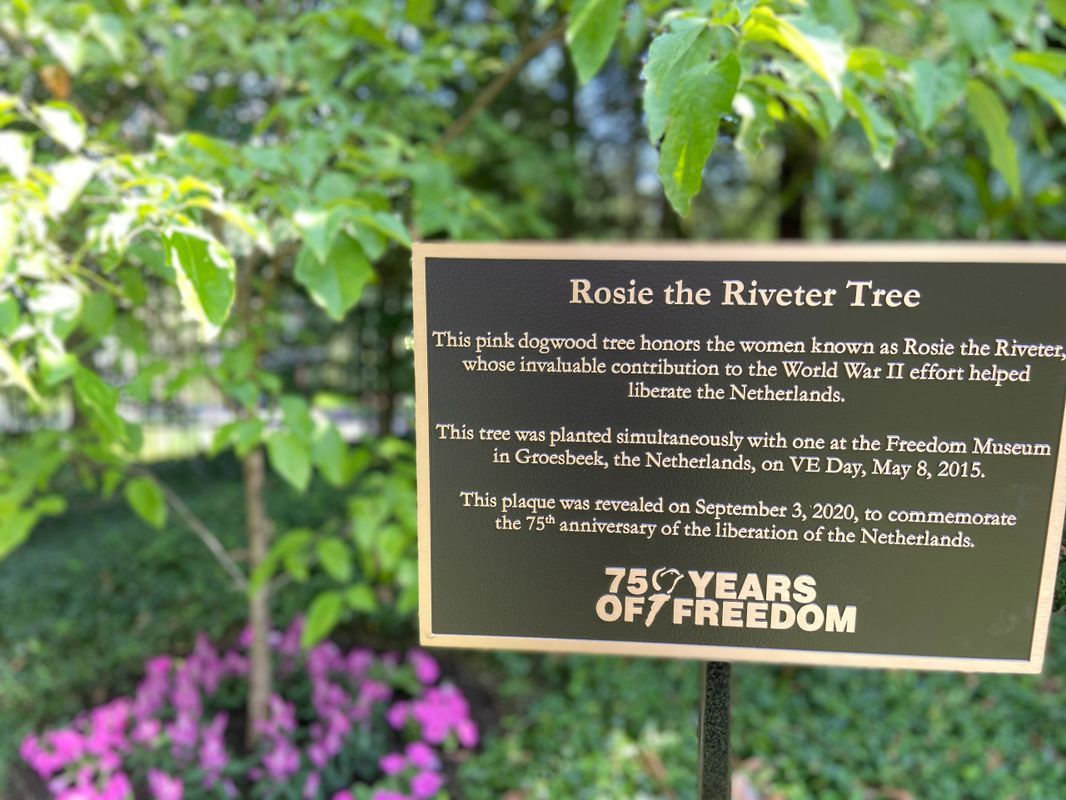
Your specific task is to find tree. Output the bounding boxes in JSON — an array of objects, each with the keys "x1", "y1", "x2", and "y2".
[{"x1": 2, "y1": 0, "x2": 1063, "y2": 742}]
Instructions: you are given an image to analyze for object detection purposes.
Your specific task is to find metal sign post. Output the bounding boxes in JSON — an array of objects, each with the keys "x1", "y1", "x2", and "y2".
[{"x1": 698, "y1": 661, "x2": 732, "y2": 799}]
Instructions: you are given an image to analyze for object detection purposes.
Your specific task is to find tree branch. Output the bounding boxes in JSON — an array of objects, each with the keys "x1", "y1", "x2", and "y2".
[
  {"x1": 133, "y1": 465, "x2": 249, "y2": 592},
  {"x1": 440, "y1": 20, "x2": 566, "y2": 148}
]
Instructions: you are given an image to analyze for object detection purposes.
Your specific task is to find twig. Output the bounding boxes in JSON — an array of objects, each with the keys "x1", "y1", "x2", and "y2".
[
  {"x1": 440, "y1": 20, "x2": 566, "y2": 147},
  {"x1": 133, "y1": 465, "x2": 249, "y2": 592}
]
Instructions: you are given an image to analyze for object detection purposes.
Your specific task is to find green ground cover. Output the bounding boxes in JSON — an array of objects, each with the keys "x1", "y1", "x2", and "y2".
[{"x1": 1, "y1": 460, "x2": 1063, "y2": 798}]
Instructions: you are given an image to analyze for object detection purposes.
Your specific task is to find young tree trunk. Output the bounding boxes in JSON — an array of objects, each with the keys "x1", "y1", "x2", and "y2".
[{"x1": 243, "y1": 446, "x2": 274, "y2": 747}]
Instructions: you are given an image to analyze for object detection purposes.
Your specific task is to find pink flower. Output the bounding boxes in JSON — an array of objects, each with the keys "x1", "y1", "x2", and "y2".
[
  {"x1": 166, "y1": 712, "x2": 199, "y2": 757},
  {"x1": 268, "y1": 695, "x2": 297, "y2": 733},
  {"x1": 379, "y1": 751, "x2": 407, "y2": 775},
  {"x1": 221, "y1": 650, "x2": 249, "y2": 678},
  {"x1": 148, "y1": 770, "x2": 184, "y2": 800},
  {"x1": 346, "y1": 648, "x2": 373, "y2": 678},
  {"x1": 279, "y1": 616, "x2": 304, "y2": 657},
  {"x1": 132, "y1": 718, "x2": 161, "y2": 745},
  {"x1": 262, "y1": 737, "x2": 300, "y2": 781},
  {"x1": 189, "y1": 634, "x2": 223, "y2": 694},
  {"x1": 303, "y1": 771, "x2": 321, "y2": 798},
  {"x1": 456, "y1": 718, "x2": 479, "y2": 748},
  {"x1": 405, "y1": 742, "x2": 439, "y2": 770},
  {"x1": 360, "y1": 679, "x2": 391, "y2": 705},
  {"x1": 332, "y1": 793, "x2": 355, "y2": 800},
  {"x1": 386, "y1": 702, "x2": 409, "y2": 729},
  {"x1": 20, "y1": 734, "x2": 64, "y2": 777},
  {"x1": 199, "y1": 713, "x2": 229, "y2": 779},
  {"x1": 100, "y1": 771, "x2": 133, "y2": 800},
  {"x1": 47, "y1": 729, "x2": 86, "y2": 764},
  {"x1": 410, "y1": 770, "x2": 443, "y2": 799},
  {"x1": 308, "y1": 642, "x2": 342, "y2": 677},
  {"x1": 411, "y1": 686, "x2": 470, "y2": 744},
  {"x1": 145, "y1": 656, "x2": 172, "y2": 681},
  {"x1": 407, "y1": 650, "x2": 440, "y2": 685}
]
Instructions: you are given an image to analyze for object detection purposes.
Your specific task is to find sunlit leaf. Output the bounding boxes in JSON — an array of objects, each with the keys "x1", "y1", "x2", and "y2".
[
  {"x1": 642, "y1": 24, "x2": 713, "y2": 145},
  {"x1": 657, "y1": 54, "x2": 740, "y2": 216},
  {"x1": 125, "y1": 477, "x2": 167, "y2": 529},
  {"x1": 0, "y1": 132, "x2": 33, "y2": 179},
  {"x1": 302, "y1": 590, "x2": 344, "y2": 648},
  {"x1": 47, "y1": 158, "x2": 97, "y2": 218},
  {"x1": 745, "y1": 9, "x2": 847, "y2": 98},
  {"x1": 35, "y1": 103, "x2": 86, "y2": 152},
  {"x1": 162, "y1": 227, "x2": 236, "y2": 339},
  {"x1": 266, "y1": 431, "x2": 312, "y2": 492},
  {"x1": 0, "y1": 343, "x2": 40, "y2": 403},
  {"x1": 566, "y1": 0, "x2": 627, "y2": 84},
  {"x1": 294, "y1": 233, "x2": 374, "y2": 322}
]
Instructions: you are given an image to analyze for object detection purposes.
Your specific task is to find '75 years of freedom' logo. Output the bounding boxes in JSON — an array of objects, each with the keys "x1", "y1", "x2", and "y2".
[{"x1": 595, "y1": 566, "x2": 858, "y2": 633}]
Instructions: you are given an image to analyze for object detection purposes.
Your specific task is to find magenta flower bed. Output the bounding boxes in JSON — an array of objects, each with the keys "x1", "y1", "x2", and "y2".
[{"x1": 21, "y1": 618, "x2": 477, "y2": 800}]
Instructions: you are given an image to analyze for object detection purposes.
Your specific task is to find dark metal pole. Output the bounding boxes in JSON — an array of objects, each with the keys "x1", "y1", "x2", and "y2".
[{"x1": 698, "y1": 661, "x2": 731, "y2": 799}]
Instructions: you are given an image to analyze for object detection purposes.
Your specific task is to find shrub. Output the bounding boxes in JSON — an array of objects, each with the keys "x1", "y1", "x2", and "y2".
[{"x1": 21, "y1": 619, "x2": 477, "y2": 800}]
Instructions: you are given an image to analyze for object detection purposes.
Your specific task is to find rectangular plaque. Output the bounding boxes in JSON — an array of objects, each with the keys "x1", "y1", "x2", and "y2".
[{"x1": 413, "y1": 243, "x2": 1066, "y2": 673}]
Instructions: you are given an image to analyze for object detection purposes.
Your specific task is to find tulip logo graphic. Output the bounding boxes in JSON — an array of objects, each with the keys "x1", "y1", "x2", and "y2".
[{"x1": 645, "y1": 567, "x2": 684, "y2": 626}]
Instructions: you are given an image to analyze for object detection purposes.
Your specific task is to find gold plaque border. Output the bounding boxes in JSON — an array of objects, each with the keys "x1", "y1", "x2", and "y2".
[{"x1": 412, "y1": 242, "x2": 1066, "y2": 674}]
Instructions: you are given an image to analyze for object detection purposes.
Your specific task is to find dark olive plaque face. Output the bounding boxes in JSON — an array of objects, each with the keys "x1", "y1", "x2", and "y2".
[{"x1": 413, "y1": 243, "x2": 1066, "y2": 672}]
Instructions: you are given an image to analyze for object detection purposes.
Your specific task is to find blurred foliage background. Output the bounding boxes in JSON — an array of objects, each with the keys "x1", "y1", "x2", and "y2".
[{"x1": 0, "y1": 0, "x2": 1064, "y2": 797}]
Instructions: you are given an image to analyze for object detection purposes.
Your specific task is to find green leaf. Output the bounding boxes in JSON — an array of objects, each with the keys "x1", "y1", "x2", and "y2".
[
  {"x1": 294, "y1": 233, "x2": 373, "y2": 322},
  {"x1": 0, "y1": 203, "x2": 16, "y2": 273},
  {"x1": 1007, "y1": 58, "x2": 1066, "y2": 124},
  {"x1": 280, "y1": 395, "x2": 314, "y2": 440},
  {"x1": 642, "y1": 24, "x2": 713, "y2": 145},
  {"x1": 35, "y1": 103, "x2": 87, "y2": 152},
  {"x1": 944, "y1": 0, "x2": 998, "y2": 54},
  {"x1": 0, "y1": 132, "x2": 32, "y2": 179},
  {"x1": 1050, "y1": 0, "x2": 1066, "y2": 26},
  {"x1": 0, "y1": 508, "x2": 37, "y2": 561},
  {"x1": 0, "y1": 342, "x2": 40, "y2": 403},
  {"x1": 266, "y1": 431, "x2": 312, "y2": 492},
  {"x1": 302, "y1": 590, "x2": 344, "y2": 648},
  {"x1": 910, "y1": 59, "x2": 967, "y2": 132},
  {"x1": 745, "y1": 10, "x2": 847, "y2": 98},
  {"x1": 0, "y1": 293, "x2": 18, "y2": 337},
  {"x1": 312, "y1": 421, "x2": 347, "y2": 487},
  {"x1": 89, "y1": 14, "x2": 126, "y2": 61},
  {"x1": 163, "y1": 227, "x2": 236, "y2": 339},
  {"x1": 293, "y1": 208, "x2": 337, "y2": 262},
  {"x1": 80, "y1": 292, "x2": 115, "y2": 338},
  {"x1": 345, "y1": 584, "x2": 377, "y2": 613},
  {"x1": 47, "y1": 157, "x2": 97, "y2": 218},
  {"x1": 38, "y1": 343, "x2": 77, "y2": 386},
  {"x1": 966, "y1": 79, "x2": 1020, "y2": 200},
  {"x1": 566, "y1": 0, "x2": 627, "y2": 84},
  {"x1": 843, "y1": 88, "x2": 898, "y2": 168},
  {"x1": 405, "y1": 0, "x2": 433, "y2": 26},
  {"x1": 657, "y1": 54, "x2": 740, "y2": 217},
  {"x1": 351, "y1": 210, "x2": 411, "y2": 249},
  {"x1": 72, "y1": 365, "x2": 124, "y2": 441},
  {"x1": 317, "y1": 537, "x2": 352, "y2": 582},
  {"x1": 211, "y1": 418, "x2": 265, "y2": 457},
  {"x1": 125, "y1": 477, "x2": 167, "y2": 529},
  {"x1": 43, "y1": 29, "x2": 85, "y2": 74},
  {"x1": 251, "y1": 528, "x2": 313, "y2": 590}
]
